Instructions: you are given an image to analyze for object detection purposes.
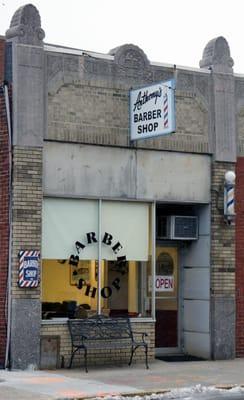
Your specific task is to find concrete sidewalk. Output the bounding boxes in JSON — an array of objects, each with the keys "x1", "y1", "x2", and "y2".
[{"x1": 1, "y1": 359, "x2": 244, "y2": 400}]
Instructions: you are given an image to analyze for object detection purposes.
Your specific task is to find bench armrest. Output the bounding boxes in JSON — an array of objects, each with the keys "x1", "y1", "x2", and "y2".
[{"x1": 133, "y1": 331, "x2": 148, "y2": 342}]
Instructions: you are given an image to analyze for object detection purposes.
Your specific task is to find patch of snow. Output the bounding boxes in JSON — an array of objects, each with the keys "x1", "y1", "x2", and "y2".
[{"x1": 93, "y1": 385, "x2": 244, "y2": 400}]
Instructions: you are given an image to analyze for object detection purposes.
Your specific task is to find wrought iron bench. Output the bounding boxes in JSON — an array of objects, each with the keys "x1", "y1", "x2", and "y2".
[{"x1": 68, "y1": 315, "x2": 149, "y2": 372}]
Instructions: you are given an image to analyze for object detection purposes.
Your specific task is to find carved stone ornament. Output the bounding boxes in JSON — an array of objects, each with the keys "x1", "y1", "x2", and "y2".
[
  {"x1": 6, "y1": 4, "x2": 45, "y2": 46},
  {"x1": 109, "y1": 44, "x2": 150, "y2": 71},
  {"x1": 199, "y1": 36, "x2": 233, "y2": 72}
]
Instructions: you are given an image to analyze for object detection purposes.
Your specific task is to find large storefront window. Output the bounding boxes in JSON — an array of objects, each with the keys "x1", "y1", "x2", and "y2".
[{"x1": 42, "y1": 198, "x2": 154, "y2": 319}]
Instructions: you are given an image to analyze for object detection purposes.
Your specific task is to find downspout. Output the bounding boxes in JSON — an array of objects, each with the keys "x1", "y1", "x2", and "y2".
[{"x1": 4, "y1": 82, "x2": 12, "y2": 369}]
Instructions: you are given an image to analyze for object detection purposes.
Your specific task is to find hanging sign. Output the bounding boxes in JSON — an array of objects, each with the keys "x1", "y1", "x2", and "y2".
[
  {"x1": 130, "y1": 79, "x2": 175, "y2": 141},
  {"x1": 18, "y1": 250, "x2": 40, "y2": 288},
  {"x1": 148, "y1": 275, "x2": 174, "y2": 292},
  {"x1": 155, "y1": 275, "x2": 174, "y2": 292}
]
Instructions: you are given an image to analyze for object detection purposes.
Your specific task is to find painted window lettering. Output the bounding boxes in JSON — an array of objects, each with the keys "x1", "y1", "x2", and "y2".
[{"x1": 69, "y1": 231, "x2": 126, "y2": 299}]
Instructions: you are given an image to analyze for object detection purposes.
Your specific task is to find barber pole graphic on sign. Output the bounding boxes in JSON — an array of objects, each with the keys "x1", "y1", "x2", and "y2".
[
  {"x1": 130, "y1": 79, "x2": 175, "y2": 141},
  {"x1": 163, "y1": 93, "x2": 168, "y2": 128},
  {"x1": 18, "y1": 250, "x2": 40, "y2": 288}
]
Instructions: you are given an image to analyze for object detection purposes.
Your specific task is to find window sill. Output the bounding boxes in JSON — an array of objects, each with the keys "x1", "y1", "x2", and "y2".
[
  {"x1": 42, "y1": 318, "x2": 68, "y2": 325},
  {"x1": 41, "y1": 317, "x2": 155, "y2": 325}
]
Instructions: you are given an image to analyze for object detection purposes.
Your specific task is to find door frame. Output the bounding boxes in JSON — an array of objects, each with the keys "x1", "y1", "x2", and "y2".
[{"x1": 155, "y1": 243, "x2": 182, "y2": 356}]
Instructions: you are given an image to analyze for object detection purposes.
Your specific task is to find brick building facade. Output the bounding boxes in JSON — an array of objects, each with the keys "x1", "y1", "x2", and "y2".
[
  {"x1": 235, "y1": 159, "x2": 244, "y2": 356},
  {"x1": 0, "y1": 4, "x2": 244, "y2": 369},
  {"x1": 0, "y1": 36, "x2": 9, "y2": 368}
]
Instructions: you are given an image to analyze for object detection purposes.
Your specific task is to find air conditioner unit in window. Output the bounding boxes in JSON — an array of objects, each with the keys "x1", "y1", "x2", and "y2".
[{"x1": 170, "y1": 216, "x2": 198, "y2": 240}]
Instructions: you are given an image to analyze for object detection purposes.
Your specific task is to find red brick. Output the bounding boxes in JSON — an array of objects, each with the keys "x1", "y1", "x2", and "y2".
[
  {"x1": 236, "y1": 158, "x2": 244, "y2": 355},
  {"x1": 0, "y1": 38, "x2": 9, "y2": 365}
]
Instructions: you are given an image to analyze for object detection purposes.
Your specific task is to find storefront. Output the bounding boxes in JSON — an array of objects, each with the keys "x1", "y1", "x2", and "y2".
[
  {"x1": 38, "y1": 136, "x2": 212, "y2": 367},
  {"x1": 0, "y1": 4, "x2": 238, "y2": 369}
]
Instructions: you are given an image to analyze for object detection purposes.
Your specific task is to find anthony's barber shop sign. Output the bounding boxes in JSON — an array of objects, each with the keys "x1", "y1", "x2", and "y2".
[{"x1": 130, "y1": 79, "x2": 175, "y2": 141}]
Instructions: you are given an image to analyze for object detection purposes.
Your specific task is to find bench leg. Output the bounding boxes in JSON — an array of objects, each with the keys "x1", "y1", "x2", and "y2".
[
  {"x1": 69, "y1": 347, "x2": 88, "y2": 372},
  {"x1": 129, "y1": 344, "x2": 149, "y2": 369},
  {"x1": 128, "y1": 346, "x2": 135, "y2": 366},
  {"x1": 69, "y1": 347, "x2": 79, "y2": 369},
  {"x1": 84, "y1": 348, "x2": 88, "y2": 373},
  {"x1": 145, "y1": 344, "x2": 149, "y2": 369}
]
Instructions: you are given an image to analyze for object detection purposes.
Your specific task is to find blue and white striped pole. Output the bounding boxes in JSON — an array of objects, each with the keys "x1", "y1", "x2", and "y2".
[{"x1": 224, "y1": 170, "x2": 236, "y2": 223}]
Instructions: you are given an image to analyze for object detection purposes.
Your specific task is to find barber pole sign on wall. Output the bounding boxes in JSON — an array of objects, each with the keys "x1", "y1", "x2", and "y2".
[{"x1": 18, "y1": 250, "x2": 40, "y2": 288}]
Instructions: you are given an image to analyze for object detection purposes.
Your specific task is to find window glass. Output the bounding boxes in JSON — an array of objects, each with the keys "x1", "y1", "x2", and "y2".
[
  {"x1": 42, "y1": 259, "x2": 99, "y2": 318},
  {"x1": 42, "y1": 199, "x2": 153, "y2": 319}
]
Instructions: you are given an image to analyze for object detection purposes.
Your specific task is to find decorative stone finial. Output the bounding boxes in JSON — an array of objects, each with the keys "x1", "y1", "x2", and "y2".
[
  {"x1": 6, "y1": 4, "x2": 45, "y2": 46},
  {"x1": 109, "y1": 44, "x2": 150, "y2": 70},
  {"x1": 199, "y1": 36, "x2": 233, "y2": 72}
]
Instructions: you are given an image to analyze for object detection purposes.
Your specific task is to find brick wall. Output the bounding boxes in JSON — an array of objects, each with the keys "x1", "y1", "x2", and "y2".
[
  {"x1": 9, "y1": 146, "x2": 43, "y2": 369},
  {"x1": 47, "y1": 81, "x2": 209, "y2": 154},
  {"x1": 236, "y1": 157, "x2": 244, "y2": 356},
  {"x1": 0, "y1": 36, "x2": 9, "y2": 366},
  {"x1": 41, "y1": 321, "x2": 155, "y2": 369},
  {"x1": 11, "y1": 147, "x2": 43, "y2": 299},
  {"x1": 211, "y1": 162, "x2": 236, "y2": 295},
  {"x1": 47, "y1": 50, "x2": 210, "y2": 154},
  {"x1": 211, "y1": 161, "x2": 236, "y2": 359}
]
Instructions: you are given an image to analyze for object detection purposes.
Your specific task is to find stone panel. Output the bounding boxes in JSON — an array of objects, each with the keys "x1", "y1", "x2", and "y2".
[
  {"x1": 152, "y1": 67, "x2": 174, "y2": 83},
  {"x1": 43, "y1": 142, "x2": 211, "y2": 203},
  {"x1": 11, "y1": 299, "x2": 41, "y2": 369},
  {"x1": 212, "y1": 75, "x2": 236, "y2": 162},
  {"x1": 0, "y1": 37, "x2": 5, "y2": 80},
  {"x1": 211, "y1": 297, "x2": 235, "y2": 359},
  {"x1": 12, "y1": 45, "x2": 45, "y2": 146},
  {"x1": 237, "y1": 108, "x2": 244, "y2": 138},
  {"x1": 237, "y1": 105, "x2": 244, "y2": 155},
  {"x1": 199, "y1": 37, "x2": 233, "y2": 73},
  {"x1": 5, "y1": 4, "x2": 45, "y2": 46},
  {"x1": 177, "y1": 72, "x2": 194, "y2": 91}
]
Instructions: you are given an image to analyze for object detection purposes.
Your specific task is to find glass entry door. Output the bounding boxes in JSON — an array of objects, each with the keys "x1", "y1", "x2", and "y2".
[{"x1": 155, "y1": 246, "x2": 179, "y2": 353}]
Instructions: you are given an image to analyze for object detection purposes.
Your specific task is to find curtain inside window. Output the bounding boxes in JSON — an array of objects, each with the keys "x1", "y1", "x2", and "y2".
[
  {"x1": 42, "y1": 198, "x2": 149, "y2": 261},
  {"x1": 42, "y1": 198, "x2": 99, "y2": 259}
]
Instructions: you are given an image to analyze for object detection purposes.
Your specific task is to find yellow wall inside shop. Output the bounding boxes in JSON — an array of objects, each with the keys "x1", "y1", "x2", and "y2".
[
  {"x1": 128, "y1": 261, "x2": 138, "y2": 313},
  {"x1": 42, "y1": 259, "x2": 94, "y2": 305}
]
